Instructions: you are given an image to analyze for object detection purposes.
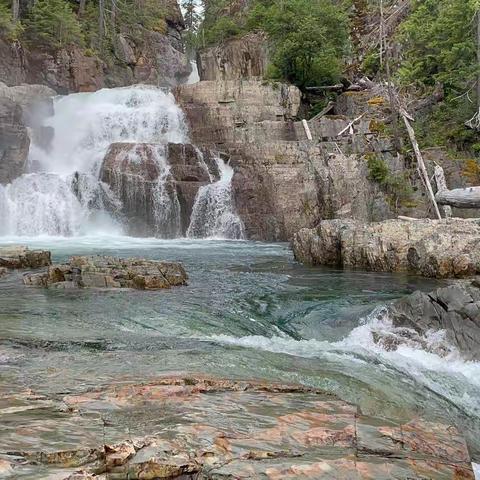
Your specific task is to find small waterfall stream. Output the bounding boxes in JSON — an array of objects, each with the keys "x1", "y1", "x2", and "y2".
[
  {"x1": 187, "y1": 157, "x2": 245, "y2": 239},
  {"x1": 0, "y1": 85, "x2": 243, "y2": 239}
]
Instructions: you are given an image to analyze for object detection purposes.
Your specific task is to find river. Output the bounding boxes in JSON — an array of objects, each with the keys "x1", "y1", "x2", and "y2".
[{"x1": 1, "y1": 235, "x2": 479, "y2": 468}]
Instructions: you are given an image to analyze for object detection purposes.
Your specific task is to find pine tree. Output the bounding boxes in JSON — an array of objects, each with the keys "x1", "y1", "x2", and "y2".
[{"x1": 24, "y1": 0, "x2": 84, "y2": 48}]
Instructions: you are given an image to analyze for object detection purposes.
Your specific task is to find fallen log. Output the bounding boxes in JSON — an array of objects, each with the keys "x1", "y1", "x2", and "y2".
[{"x1": 435, "y1": 186, "x2": 480, "y2": 209}]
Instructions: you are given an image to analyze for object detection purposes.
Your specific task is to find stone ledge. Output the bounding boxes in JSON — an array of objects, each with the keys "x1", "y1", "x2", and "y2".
[{"x1": 0, "y1": 245, "x2": 51, "y2": 270}]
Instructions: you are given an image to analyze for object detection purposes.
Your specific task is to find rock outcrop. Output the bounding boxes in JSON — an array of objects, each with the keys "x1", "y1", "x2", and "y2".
[
  {"x1": 388, "y1": 280, "x2": 480, "y2": 361},
  {"x1": 292, "y1": 218, "x2": 480, "y2": 278},
  {"x1": 23, "y1": 255, "x2": 188, "y2": 289},
  {"x1": 197, "y1": 32, "x2": 268, "y2": 81},
  {"x1": 175, "y1": 81, "x2": 403, "y2": 240},
  {"x1": 99, "y1": 142, "x2": 219, "y2": 236},
  {"x1": 2, "y1": 376, "x2": 474, "y2": 479},
  {"x1": 0, "y1": 82, "x2": 55, "y2": 183},
  {"x1": 0, "y1": 245, "x2": 51, "y2": 269}
]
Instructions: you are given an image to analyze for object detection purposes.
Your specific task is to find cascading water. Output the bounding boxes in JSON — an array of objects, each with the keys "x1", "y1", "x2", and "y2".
[
  {"x1": 0, "y1": 86, "x2": 188, "y2": 237},
  {"x1": 187, "y1": 156, "x2": 245, "y2": 239}
]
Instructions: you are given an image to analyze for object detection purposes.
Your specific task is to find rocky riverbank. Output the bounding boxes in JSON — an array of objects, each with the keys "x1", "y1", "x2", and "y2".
[
  {"x1": 0, "y1": 375, "x2": 474, "y2": 479},
  {"x1": 0, "y1": 245, "x2": 51, "y2": 269},
  {"x1": 23, "y1": 255, "x2": 188, "y2": 290},
  {"x1": 292, "y1": 218, "x2": 480, "y2": 278}
]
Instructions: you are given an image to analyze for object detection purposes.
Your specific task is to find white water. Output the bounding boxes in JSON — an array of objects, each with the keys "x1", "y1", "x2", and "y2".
[
  {"x1": 204, "y1": 307, "x2": 480, "y2": 420},
  {"x1": 187, "y1": 156, "x2": 245, "y2": 239},
  {"x1": 186, "y1": 61, "x2": 200, "y2": 85},
  {"x1": 0, "y1": 86, "x2": 188, "y2": 237}
]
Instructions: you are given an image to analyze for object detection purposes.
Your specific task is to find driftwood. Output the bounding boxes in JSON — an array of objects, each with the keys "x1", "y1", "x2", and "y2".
[
  {"x1": 309, "y1": 101, "x2": 335, "y2": 122},
  {"x1": 435, "y1": 186, "x2": 480, "y2": 209},
  {"x1": 400, "y1": 108, "x2": 442, "y2": 220},
  {"x1": 305, "y1": 84, "x2": 344, "y2": 92},
  {"x1": 434, "y1": 165, "x2": 452, "y2": 218},
  {"x1": 337, "y1": 113, "x2": 365, "y2": 136},
  {"x1": 302, "y1": 119, "x2": 313, "y2": 141}
]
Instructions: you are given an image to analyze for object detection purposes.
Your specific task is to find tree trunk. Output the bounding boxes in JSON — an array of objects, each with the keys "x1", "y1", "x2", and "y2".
[
  {"x1": 12, "y1": 0, "x2": 19, "y2": 21},
  {"x1": 78, "y1": 0, "x2": 86, "y2": 16},
  {"x1": 98, "y1": 0, "x2": 105, "y2": 49},
  {"x1": 436, "y1": 187, "x2": 480, "y2": 209},
  {"x1": 400, "y1": 109, "x2": 442, "y2": 220},
  {"x1": 434, "y1": 165, "x2": 452, "y2": 218}
]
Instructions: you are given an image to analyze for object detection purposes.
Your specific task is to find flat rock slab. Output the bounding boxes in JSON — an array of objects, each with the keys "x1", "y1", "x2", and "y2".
[
  {"x1": 0, "y1": 245, "x2": 51, "y2": 270},
  {"x1": 23, "y1": 255, "x2": 188, "y2": 290},
  {"x1": 293, "y1": 218, "x2": 480, "y2": 278},
  {"x1": 0, "y1": 377, "x2": 474, "y2": 479}
]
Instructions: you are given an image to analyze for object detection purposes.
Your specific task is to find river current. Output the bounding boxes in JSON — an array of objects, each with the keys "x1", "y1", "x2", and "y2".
[{"x1": 1, "y1": 235, "x2": 479, "y2": 464}]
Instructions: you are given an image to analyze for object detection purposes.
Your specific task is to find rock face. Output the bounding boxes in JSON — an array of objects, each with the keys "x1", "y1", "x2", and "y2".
[
  {"x1": 1, "y1": 376, "x2": 474, "y2": 479},
  {"x1": 292, "y1": 218, "x2": 480, "y2": 278},
  {"x1": 0, "y1": 82, "x2": 55, "y2": 184},
  {"x1": 23, "y1": 255, "x2": 188, "y2": 289},
  {"x1": 0, "y1": 1, "x2": 190, "y2": 93},
  {"x1": 0, "y1": 245, "x2": 51, "y2": 269},
  {"x1": 388, "y1": 280, "x2": 480, "y2": 361},
  {"x1": 197, "y1": 32, "x2": 268, "y2": 81},
  {"x1": 175, "y1": 82, "x2": 403, "y2": 240},
  {"x1": 99, "y1": 142, "x2": 219, "y2": 236}
]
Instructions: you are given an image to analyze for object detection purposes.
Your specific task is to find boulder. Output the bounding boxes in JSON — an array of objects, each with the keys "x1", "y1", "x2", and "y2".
[
  {"x1": 388, "y1": 280, "x2": 480, "y2": 361},
  {"x1": 0, "y1": 245, "x2": 51, "y2": 269},
  {"x1": 0, "y1": 267, "x2": 7, "y2": 277},
  {"x1": 23, "y1": 255, "x2": 188, "y2": 290},
  {"x1": 292, "y1": 218, "x2": 480, "y2": 278}
]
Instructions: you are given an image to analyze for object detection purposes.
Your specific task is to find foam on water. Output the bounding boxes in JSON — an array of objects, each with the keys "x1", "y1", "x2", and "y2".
[{"x1": 205, "y1": 306, "x2": 480, "y2": 418}]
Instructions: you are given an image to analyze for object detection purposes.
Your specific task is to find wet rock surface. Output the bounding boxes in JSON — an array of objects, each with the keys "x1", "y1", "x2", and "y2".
[
  {"x1": 387, "y1": 280, "x2": 480, "y2": 361},
  {"x1": 0, "y1": 376, "x2": 474, "y2": 479},
  {"x1": 293, "y1": 218, "x2": 480, "y2": 278},
  {"x1": 23, "y1": 255, "x2": 188, "y2": 290},
  {"x1": 0, "y1": 245, "x2": 51, "y2": 270},
  {"x1": 99, "y1": 142, "x2": 219, "y2": 236}
]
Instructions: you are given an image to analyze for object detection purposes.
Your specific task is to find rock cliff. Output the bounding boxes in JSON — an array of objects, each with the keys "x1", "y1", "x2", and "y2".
[{"x1": 0, "y1": 0, "x2": 190, "y2": 93}]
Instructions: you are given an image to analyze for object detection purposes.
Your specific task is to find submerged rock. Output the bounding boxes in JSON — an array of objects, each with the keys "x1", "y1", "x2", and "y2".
[
  {"x1": 23, "y1": 255, "x2": 188, "y2": 290},
  {"x1": 0, "y1": 245, "x2": 51, "y2": 270},
  {"x1": 387, "y1": 280, "x2": 480, "y2": 361},
  {"x1": 293, "y1": 218, "x2": 480, "y2": 278},
  {"x1": 2, "y1": 376, "x2": 474, "y2": 479}
]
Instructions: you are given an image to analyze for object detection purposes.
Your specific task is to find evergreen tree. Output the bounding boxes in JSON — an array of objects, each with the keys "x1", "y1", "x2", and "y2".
[{"x1": 24, "y1": 0, "x2": 84, "y2": 48}]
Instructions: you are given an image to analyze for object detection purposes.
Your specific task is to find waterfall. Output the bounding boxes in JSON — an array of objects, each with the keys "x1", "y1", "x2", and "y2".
[
  {"x1": 0, "y1": 86, "x2": 187, "y2": 237},
  {"x1": 187, "y1": 157, "x2": 245, "y2": 239}
]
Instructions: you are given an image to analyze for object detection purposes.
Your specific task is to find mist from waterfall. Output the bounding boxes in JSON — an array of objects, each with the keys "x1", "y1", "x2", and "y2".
[
  {"x1": 187, "y1": 157, "x2": 245, "y2": 239},
  {"x1": 0, "y1": 86, "x2": 188, "y2": 237}
]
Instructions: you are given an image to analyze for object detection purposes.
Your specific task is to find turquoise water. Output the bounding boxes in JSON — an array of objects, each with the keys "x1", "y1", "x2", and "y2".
[{"x1": 0, "y1": 236, "x2": 479, "y2": 461}]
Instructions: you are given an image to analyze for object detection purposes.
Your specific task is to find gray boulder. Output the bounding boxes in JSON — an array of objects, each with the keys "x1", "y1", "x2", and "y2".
[{"x1": 388, "y1": 280, "x2": 480, "y2": 361}]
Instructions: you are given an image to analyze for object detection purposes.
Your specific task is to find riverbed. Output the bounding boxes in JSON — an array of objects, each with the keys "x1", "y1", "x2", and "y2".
[{"x1": 1, "y1": 236, "x2": 479, "y2": 469}]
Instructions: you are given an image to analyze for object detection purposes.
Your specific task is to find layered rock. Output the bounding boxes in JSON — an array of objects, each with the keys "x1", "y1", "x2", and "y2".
[
  {"x1": 175, "y1": 81, "x2": 403, "y2": 240},
  {"x1": 197, "y1": 32, "x2": 268, "y2": 81},
  {"x1": 23, "y1": 255, "x2": 188, "y2": 289},
  {"x1": 388, "y1": 280, "x2": 480, "y2": 361},
  {"x1": 292, "y1": 218, "x2": 480, "y2": 278},
  {"x1": 0, "y1": 245, "x2": 51, "y2": 269},
  {"x1": 1, "y1": 376, "x2": 474, "y2": 479},
  {"x1": 99, "y1": 142, "x2": 219, "y2": 236}
]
